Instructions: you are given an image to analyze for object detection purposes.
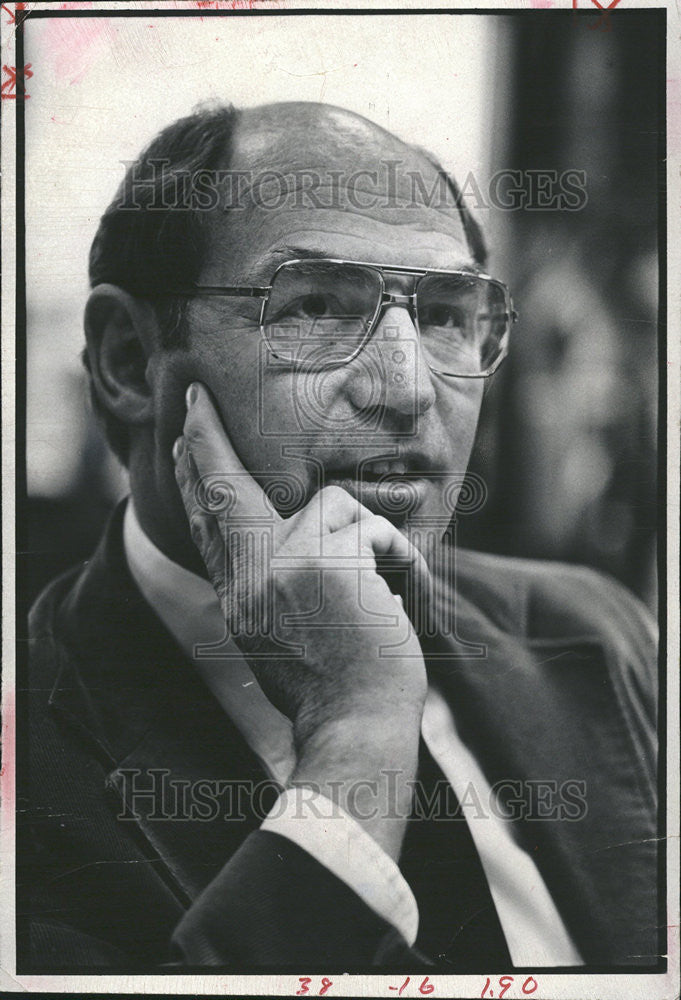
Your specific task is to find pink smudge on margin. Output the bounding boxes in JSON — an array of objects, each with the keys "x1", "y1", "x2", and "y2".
[
  {"x1": 0, "y1": 690, "x2": 15, "y2": 815},
  {"x1": 530, "y1": 0, "x2": 555, "y2": 8},
  {"x1": 195, "y1": 0, "x2": 270, "y2": 8},
  {"x1": 41, "y1": 11, "x2": 110, "y2": 86}
]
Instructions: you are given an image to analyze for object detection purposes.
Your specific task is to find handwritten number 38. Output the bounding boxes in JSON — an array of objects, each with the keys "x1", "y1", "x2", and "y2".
[{"x1": 296, "y1": 977, "x2": 333, "y2": 996}]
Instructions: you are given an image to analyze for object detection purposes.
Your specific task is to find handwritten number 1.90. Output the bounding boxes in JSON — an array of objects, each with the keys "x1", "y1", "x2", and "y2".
[{"x1": 481, "y1": 975, "x2": 538, "y2": 998}]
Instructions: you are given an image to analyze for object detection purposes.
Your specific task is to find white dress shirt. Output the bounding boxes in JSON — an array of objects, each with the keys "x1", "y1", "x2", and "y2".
[{"x1": 123, "y1": 499, "x2": 582, "y2": 966}]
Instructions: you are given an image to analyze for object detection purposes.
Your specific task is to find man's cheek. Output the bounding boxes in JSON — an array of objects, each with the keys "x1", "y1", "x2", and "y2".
[
  {"x1": 438, "y1": 378, "x2": 484, "y2": 418},
  {"x1": 148, "y1": 356, "x2": 199, "y2": 457},
  {"x1": 255, "y1": 369, "x2": 321, "y2": 440},
  {"x1": 439, "y1": 388, "x2": 484, "y2": 456}
]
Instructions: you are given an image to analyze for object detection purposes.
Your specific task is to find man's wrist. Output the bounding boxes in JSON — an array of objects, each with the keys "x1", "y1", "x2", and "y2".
[{"x1": 289, "y1": 713, "x2": 421, "y2": 860}]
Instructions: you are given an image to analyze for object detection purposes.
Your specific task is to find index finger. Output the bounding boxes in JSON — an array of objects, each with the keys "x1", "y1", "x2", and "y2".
[{"x1": 182, "y1": 381, "x2": 280, "y2": 522}]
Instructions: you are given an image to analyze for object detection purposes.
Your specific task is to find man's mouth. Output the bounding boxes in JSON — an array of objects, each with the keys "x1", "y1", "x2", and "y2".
[
  {"x1": 360, "y1": 459, "x2": 409, "y2": 478},
  {"x1": 323, "y1": 459, "x2": 428, "y2": 520}
]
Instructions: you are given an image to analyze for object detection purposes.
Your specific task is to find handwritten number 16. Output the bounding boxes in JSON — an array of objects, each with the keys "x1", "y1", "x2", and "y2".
[{"x1": 389, "y1": 976, "x2": 434, "y2": 995}]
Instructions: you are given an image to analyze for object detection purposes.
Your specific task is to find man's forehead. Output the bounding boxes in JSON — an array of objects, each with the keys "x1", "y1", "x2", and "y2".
[
  {"x1": 234, "y1": 102, "x2": 413, "y2": 167},
  {"x1": 202, "y1": 102, "x2": 471, "y2": 279},
  {"x1": 230, "y1": 102, "x2": 461, "y2": 211}
]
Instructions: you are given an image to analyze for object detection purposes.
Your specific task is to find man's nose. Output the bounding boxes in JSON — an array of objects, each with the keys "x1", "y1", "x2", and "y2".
[{"x1": 343, "y1": 303, "x2": 436, "y2": 419}]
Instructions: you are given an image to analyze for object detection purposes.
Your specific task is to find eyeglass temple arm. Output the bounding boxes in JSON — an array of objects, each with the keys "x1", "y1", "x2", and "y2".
[{"x1": 167, "y1": 285, "x2": 270, "y2": 298}]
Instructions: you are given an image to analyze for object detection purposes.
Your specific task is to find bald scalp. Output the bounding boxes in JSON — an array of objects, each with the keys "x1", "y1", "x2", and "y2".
[
  {"x1": 236, "y1": 101, "x2": 414, "y2": 163},
  {"x1": 231, "y1": 101, "x2": 463, "y2": 215}
]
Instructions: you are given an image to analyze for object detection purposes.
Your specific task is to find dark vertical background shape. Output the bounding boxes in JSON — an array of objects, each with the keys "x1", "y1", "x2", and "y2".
[{"x1": 460, "y1": 10, "x2": 661, "y2": 612}]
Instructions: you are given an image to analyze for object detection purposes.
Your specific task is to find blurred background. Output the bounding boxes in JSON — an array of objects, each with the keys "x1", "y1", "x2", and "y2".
[{"x1": 22, "y1": 9, "x2": 662, "y2": 611}]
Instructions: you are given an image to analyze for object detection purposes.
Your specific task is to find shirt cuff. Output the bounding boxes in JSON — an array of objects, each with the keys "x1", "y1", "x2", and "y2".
[{"x1": 261, "y1": 787, "x2": 419, "y2": 947}]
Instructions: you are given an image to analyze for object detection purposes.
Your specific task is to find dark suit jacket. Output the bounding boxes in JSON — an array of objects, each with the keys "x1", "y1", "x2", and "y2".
[{"x1": 19, "y1": 503, "x2": 660, "y2": 970}]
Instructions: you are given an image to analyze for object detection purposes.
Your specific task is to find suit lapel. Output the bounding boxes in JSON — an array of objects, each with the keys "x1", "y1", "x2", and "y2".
[
  {"x1": 48, "y1": 502, "x2": 273, "y2": 904},
  {"x1": 424, "y1": 546, "x2": 658, "y2": 964}
]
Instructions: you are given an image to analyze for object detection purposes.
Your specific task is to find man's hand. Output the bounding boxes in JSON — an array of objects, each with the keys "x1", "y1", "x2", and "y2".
[{"x1": 173, "y1": 382, "x2": 431, "y2": 859}]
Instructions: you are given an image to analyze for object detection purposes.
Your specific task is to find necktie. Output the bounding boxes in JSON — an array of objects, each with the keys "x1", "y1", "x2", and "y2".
[{"x1": 399, "y1": 737, "x2": 512, "y2": 969}]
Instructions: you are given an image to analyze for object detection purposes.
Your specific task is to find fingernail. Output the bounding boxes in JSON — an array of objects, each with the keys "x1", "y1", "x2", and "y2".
[
  {"x1": 187, "y1": 448, "x2": 200, "y2": 481},
  {"x1": 186, "y1": 382, "x2": 199, "y2": 409},
  {"x1": 172, "y1": 436, "x2": 184, "y2": 463}
]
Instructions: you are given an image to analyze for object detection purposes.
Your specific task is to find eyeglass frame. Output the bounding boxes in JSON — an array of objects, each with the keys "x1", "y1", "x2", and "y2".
[{"x1": 169, "y1": 257, "x2": 518, "y2": 378}]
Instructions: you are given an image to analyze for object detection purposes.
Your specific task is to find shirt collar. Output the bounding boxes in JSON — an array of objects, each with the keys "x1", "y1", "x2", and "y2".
[{"x1": 122, "y1": 498, "x2": 295, "y2": 785}]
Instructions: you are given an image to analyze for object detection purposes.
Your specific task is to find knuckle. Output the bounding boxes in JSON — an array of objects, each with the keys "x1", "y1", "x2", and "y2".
[
  {"x1": 184, "y1": 423, "x2": 206, "y2": 450},
  {"x1": 365, "y1": 514, "x2": 399, "y2": 543},
  {"x1": 319, "y1": 484, "x2": 354, "y2": 504},
  {"x1": 369, "y1": 514, "x2": 393, "y2": 533}
]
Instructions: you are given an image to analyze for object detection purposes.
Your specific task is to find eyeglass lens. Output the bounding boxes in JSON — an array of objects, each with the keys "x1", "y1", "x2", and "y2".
[{"x1": 262, "y1": 261, "x2": 509, "y2": 374}]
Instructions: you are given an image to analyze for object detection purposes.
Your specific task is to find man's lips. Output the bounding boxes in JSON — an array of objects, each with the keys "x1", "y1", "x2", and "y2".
[
  {"x1": 323, "y1": 468, "x2": 429, "y2": 519},
  {"x1": 321, "y1": 450, "x2": 439, "y2": 479}
]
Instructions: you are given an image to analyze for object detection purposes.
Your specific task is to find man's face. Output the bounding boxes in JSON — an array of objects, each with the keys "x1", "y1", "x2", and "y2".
[{"x1": 148, "y1": 105, "x2": 485, "y2": 539}]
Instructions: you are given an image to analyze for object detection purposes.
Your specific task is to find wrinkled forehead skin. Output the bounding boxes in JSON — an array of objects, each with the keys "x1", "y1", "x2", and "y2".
[{"x1": 201, "y1": 102, "x2": 472, "y2": 284}]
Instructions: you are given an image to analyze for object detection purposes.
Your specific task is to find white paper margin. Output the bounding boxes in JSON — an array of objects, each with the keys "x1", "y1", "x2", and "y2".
[{"x1": 1, "y1": 2, "x2": 678, "y2": 997}]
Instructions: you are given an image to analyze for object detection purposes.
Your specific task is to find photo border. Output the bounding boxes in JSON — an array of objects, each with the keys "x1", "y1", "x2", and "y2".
[{"x1": 2, "y1": 2, "x2": 678, "y2": 997}]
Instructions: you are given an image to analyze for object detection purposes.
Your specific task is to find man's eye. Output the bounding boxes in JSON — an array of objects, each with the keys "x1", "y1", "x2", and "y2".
[
  {"x1": 283, "y1": 293, "x2": 338, "y2": 319},
  {"x1": 420, "y1": 303, "x2": 465, "y2": 329},
  {"x1": 301, "y1": 293, "x2": 331, "y2": 318}
]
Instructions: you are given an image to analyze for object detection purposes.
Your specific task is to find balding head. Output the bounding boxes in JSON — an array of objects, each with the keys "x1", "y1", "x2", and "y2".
[
  {"x1": 226, "y1": 101, "x2": 484, "y2": 250},
  {"x1": 235, "y1": 101, "x2": 418, "y2": 169},
  {"x1": 86, "y1": 100, "x2": 485, "y2": 465}
]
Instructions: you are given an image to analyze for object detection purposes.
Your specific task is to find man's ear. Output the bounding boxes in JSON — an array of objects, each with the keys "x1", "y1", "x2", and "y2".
[{"x1": 84, "y1": 284, "x2": 159, "y2": 427}]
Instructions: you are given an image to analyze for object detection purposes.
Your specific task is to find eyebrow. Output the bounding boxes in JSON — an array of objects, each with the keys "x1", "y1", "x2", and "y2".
[
  {"x1": 251, "y1": 245, "x2": 329, "y2": 281},
  {"x1": 252, "y1": 245, "x2": 484, "y2": 282}
]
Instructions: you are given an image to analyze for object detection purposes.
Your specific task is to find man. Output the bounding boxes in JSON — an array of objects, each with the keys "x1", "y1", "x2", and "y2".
[{"x1": 21, "y1": 101, "x2": 659, "y2": 970}]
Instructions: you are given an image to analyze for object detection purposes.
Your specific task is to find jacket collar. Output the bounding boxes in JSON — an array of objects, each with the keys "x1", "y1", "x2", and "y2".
[{"x1": 46, "y1": 502, "x2": 272, "y2": 900}]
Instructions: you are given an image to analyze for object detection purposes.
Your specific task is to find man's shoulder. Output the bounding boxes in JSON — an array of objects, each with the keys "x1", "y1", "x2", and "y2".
[
  {"x1": 28, "y1": 501, "x2": 128, "y2": 645},
  {"x1": 449, "y1": 547, "x2": 658, "y2": 733},
  {"x1": 452, "y1": 546, "x2": 657, "y2": 648},
  {"x1": 28, "y1": 500, "x2": 157, "y2": 661},
  {"x1": 27, "y1": 562, "x2": 88, "y2": 699},
  {"x1": 29, "y1": 561, "x2": 85, "y2": 638},
  {"x1": 456, "y1": 544, "x2": 618, "y2": 591}
]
